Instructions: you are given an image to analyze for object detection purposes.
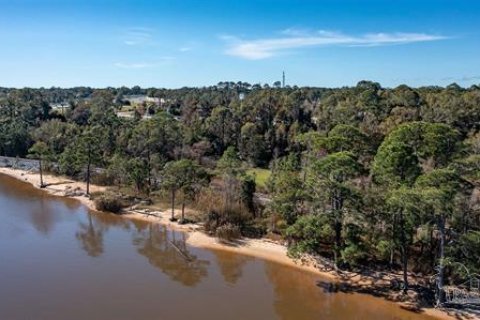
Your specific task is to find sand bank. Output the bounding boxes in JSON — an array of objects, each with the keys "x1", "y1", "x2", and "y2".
[{"x1": 0, "y1": 167, "x2": 104, "y2": 210}]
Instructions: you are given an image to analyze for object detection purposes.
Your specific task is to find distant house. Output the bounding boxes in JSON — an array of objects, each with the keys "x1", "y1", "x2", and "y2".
[
  {"x1": 50, "y1": 103, "x2": 71, "y2": 114},
  {"x1": 123, "y1": 95, "x2": 148, "y2": 104},
  {"x1": 146, "y1": 96, "x2": 163, "y2": 105},
  {"x1": 123, "y1": 95, "x2": 164, "y2": 106},
  {"x1": 50, "y1": 103, "x2": 70, "y2": 110}
]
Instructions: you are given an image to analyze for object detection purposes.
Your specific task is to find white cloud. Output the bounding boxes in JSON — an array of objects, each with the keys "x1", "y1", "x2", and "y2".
[{"x1": 224, "y1": 30, "x2": 447, "y2": 60}]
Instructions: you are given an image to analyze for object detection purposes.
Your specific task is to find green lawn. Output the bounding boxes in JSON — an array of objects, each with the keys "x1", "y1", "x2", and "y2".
[{"x1": 246, "y1": 168, "x2": 271, "y2": 189}]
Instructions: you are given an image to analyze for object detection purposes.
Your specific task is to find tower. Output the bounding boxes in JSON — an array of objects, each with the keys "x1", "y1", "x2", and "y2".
[{"x1": 282, "y1": 71, "x2": 285, "y2": 88}]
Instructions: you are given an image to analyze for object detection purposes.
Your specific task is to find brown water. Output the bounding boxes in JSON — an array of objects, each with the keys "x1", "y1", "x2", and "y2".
[{"x1": 0, "y1": 174, "x2": 438, "y2": 320}]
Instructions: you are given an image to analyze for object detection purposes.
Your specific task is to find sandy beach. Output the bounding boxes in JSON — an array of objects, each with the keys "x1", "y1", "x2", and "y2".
[
  {"x1": 0, "y1": 167, "x2": 466, "y2": 320},
  {"x1": 0, "y1": 167, "x2": 105, "y2": 210}
]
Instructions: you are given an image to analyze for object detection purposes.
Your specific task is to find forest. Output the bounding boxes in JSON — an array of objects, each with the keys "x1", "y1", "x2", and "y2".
[{"x1": 1, "y1": 81, "x2": 479, "y2": 304}]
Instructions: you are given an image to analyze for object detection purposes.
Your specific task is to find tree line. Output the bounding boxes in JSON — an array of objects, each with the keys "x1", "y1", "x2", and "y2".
[{"x1": 1, "y1": 81, "x2": 479, "y2": 304}]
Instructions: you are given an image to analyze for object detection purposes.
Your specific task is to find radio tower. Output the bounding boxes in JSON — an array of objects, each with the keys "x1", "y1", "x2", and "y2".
[{"x1": 282, "y1": 71, "x2": 285, "y2": 88}]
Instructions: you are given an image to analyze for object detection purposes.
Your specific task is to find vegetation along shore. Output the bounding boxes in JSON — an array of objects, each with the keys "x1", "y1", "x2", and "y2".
[
  {"x1": 0, "y1": 167, "x2": 460, "y2": 320},
  {"x1": 2, "y1": 82, "x2": 480, "y2": 318}
]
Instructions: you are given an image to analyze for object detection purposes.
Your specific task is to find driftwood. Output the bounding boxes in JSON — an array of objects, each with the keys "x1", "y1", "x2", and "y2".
[
  {"x1": 129, "y1": 209, "x2": 158, "y2": 218},
  {"x1": 129, "y1": 208, "x2": 192, "y2": 262}
]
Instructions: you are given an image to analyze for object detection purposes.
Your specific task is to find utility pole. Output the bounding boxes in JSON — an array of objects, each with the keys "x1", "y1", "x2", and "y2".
[{"x1": 282, "y1": 71, "x2": 285, "y2": 88}]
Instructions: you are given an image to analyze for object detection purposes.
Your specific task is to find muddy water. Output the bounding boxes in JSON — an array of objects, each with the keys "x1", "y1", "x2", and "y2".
[{"x1": 0, "y1": 174, "x2": 438, "y2": 320}]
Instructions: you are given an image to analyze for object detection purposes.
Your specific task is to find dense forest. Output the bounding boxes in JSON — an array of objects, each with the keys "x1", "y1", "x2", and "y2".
[{"x1": 1, "y1": 81, "x2": 479, "y2": 304}]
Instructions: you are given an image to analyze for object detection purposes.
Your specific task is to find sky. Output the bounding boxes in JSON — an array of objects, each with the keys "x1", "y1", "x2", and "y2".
[{"x1": 0, "y1": 0, "x2": 479, "y2": 88}]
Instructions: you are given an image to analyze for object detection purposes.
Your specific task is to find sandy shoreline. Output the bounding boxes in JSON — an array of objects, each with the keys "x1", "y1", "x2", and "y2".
[
  {"x1": 0, "y1": 167, "x2": 463, "y2": 320},
  {"x1": 0, "y1": 167, "x2": 105, "y2": 210}
]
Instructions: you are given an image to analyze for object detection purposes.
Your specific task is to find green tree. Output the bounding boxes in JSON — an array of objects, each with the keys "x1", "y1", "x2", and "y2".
[
  {"x1": 373, "y1": 122, "x2": 460, "y2": 185},
  {"x1": 179, "y1": 161, "x2": 209, "y2": 223},
  {"x1": 126, "y1": 157, "x2": 150, "y2": 193},
  {"x1": 306, "y1": 151, "x2": 362, "y2": 269},
  {"x1": 415, "y1": 169, "x2": 465, "y2": 304},
  {"x1": 76, "y1": 127, "x2": 104, "y2": 195},
  {"x1": 240, "y1": 174, "x2": 256, "y2": 216},
  {"x1": 373, "y1": 139, "x2": 421, "y2": 186},
  {"x1": 217, "y1": 146, "x2": 244, "y2": 210},
  {"x1": 162, "y1": 159, "x2": 208, "y2": 222},
  {"x1": 205, "y1": 106, "x2": 238, "y2": 154},
  {"x1": 286, "y1": 214, "x2": 332, "y2": 258},
  {"x1": 421, "y1": 123, "x2": 460, "y2": 168},
  {"x1": 27, "y1": 141, "x2": 51, "y2": 188},
  {"x1": 373, "y1": 124, "x2": 422, "y2": 186},
  {"x1": 238, "y1": 122, "x2": 268, "y2": 167},
  {"x1": 323, "y1": 124, "x2": 371, "y2": 157},
  {"x1": 386, "y1": 187, "x2": 423, "y2": 292},
  {"x1": 162, "y1": 160, "x2": 187, "y2": 221},
  {"x1": 127, "y1": 112, "x2": 180, "y2": 194},
  {"x1": 0, "y1": 120, "x2": 30, "y2": 157},
  {"x1": 267, "y1": 154, "x2": 303, "y2": 226},
  {"x1": 33, "y1": 120, "x2": 79, "y2": 158}
]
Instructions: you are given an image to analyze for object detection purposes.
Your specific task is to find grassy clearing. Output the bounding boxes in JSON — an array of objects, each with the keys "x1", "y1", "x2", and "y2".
[{"x1": 246, "y1": 168, "x2": 271, "y2": 190}]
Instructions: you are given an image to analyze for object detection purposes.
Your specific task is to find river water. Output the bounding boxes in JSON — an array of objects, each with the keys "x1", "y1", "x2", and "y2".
[{"x1": 0, "y1": 174, "x2": 438, "y2": 320}]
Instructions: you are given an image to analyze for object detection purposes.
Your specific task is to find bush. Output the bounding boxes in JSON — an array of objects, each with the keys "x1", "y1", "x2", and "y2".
[
  {"x1": 204, "y1": 210, "x2": 220, "y2": 234},
  {"x1": 242, "y1": 220, "x2": 267, "y2": 238},
  {"x1": 285, "y1": 214, "x2": 332, "y2": 258},
  {"x1": 204, "y1": 206, "x2": 251, "y2": 233},
  {"x1": 341, "y1": 243, "x2": 367, "y2": 267},
  {"x1": 94, "y1": 194, "x2": 123, "y2": 213},
  {"x1": 215, "y1": 223, "x2": 241, "y2": 241}
]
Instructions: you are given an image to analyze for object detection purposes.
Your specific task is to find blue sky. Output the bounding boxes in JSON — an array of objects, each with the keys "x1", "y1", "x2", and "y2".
[{"x1": 0, "y1": 0, "x2": 479, "y2": 88}]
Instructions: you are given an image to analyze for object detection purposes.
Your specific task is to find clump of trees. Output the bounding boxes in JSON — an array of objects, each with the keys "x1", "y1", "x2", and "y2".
[
  {"x1": 94, "y1": 193, "x2": 124, "y2": 214},
  {"x1": 1, "y1": 82, "x2": 480, "y2": 303}
]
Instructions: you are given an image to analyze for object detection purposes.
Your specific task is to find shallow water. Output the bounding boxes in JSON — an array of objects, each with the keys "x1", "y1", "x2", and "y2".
[{"x1": 0, "y1": 174, "x2": 437, "y2": 320}]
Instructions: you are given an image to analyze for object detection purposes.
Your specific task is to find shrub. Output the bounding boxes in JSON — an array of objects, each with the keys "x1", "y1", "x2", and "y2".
[
  {"x1": 204, "y1": 206, "x2": 251, "y2": 233},
  {"x1": 204, "y1": 210, "x2": 220, "y2": 234},
  {"x1": 242, "y1": 219, "x2": 267, "y2": 238},
  {"x1": 215, "y1": 223, "x2": 241, "y2": 241},
  {"x1": 285, "y1": 214, "x2": 332, "y2": 259},
  {"x1": 341, "y1": 243, "x2": 367, "y2": 267},
  {"x1": 94, "y1": 194, "x2": 123, "y2": 213}
]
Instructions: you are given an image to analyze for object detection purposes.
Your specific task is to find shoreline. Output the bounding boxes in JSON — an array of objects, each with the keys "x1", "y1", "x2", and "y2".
[{"x1": 0, "y1": 167, "x2": 462, "y2": 320}]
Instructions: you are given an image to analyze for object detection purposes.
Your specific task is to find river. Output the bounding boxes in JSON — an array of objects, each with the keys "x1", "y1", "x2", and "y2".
[{"x1": 0, "y1": 173, "x2": 438, "y2": 320}]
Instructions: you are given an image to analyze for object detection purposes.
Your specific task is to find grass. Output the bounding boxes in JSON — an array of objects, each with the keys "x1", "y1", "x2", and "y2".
[{"x1": 246, "y1": 168, "x2": 271, "y2": 190}]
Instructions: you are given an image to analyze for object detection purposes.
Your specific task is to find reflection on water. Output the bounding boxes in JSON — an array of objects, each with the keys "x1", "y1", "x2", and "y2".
[
  {"x1": 133, "y1": 224, "x2": 209, "y2": 287},
  {"x1": 0, "y1": 174, "x2": 438, "y2": 320},
  {"x1": 212, "y1": 249, "x2": 252, "y2": 285},
  {"x1": 76, "y1": 213, "x2": 105, "y2": 257}
]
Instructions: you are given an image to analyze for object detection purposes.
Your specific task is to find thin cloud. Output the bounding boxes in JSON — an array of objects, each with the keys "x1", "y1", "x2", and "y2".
[
  {"x1": 441, "y1": 75, "x2": 480, "y2": 82},
  {"x1": 123, "y1": 27, "x2": 154, "y2": 46},
  {"x1": 224, "y1": 30, "x2": 447, "y2": 60},
  {"x1": 114, "y1": 62, "x2": 153, "y2": 69},
  {"x1": 114, "y1": 57, "x2": 174, "y2": 69},
  {"x1": 460, "y1": 75, "x2": 480, "y2": 82}
]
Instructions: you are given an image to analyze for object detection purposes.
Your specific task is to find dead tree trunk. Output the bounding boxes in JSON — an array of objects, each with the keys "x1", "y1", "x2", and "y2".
[
  {"x1": 86, "y1": 147, "x2": 91, "y2": 195},
  {"x1": 437, "y1": 213, "x2": 446, "y2": 305},
  {"x1": 170, "y1": 188, "x2": 176, "y2": 221},
  {"x1": 181, "y1": 201, "x2": 186, "y2": 223},
  {"x1": 38, "y1": 158, "x2": 45, "y2": 188},
  {"x1": 399, "y1": 211, "x2": 409, "y2": 293}
]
